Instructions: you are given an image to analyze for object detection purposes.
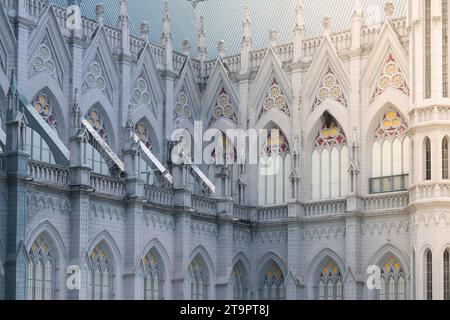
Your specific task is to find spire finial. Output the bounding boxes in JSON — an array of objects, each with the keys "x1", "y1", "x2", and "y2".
[
  {"x1": 269, "y1": 30, "x2": 279, "y2": 47},
  {"x1": 384, "y1": 1, "x2": 395, "y2": 21},
  {"x1": 119, "y1": 0, "x2": 128, "y2": 17},
  {"x1": 323, "y1": 16, "x2": 333, "y2": 36},
  {"x1": 162, "y1": 1, "x2": 171, "y2": 39},
  {"x1": 96, "y1": 3, "x2": 105, "y2": 25},
  {"x1": 217, "y1": 40, "x2": 227, "y2": 59},
  {"x1": 140, "y1": 21, "x2": 150, "y2": 41},
  {"x1": 352, "y1": 0, "x2": 363, "y2": 17},
  {"x1": 197, "y1": 16, "x2": 207, "y2": 61},
  {"x1": 294, "y1": 0, "x2": 305, "y2": 29},
  {"x1": 182, "y1": 38, "x2": 192, "y2": 56}
]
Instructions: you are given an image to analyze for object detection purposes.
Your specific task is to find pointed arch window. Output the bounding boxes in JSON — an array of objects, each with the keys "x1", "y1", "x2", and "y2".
[
  {"x1": 258, "y1": 128, "x2": 291, "y2": 205},
  {"x1": 426, "y1": 250, "x2": 433, "y2": 300},
  {"x1": 26, "y1": 93, "x2": 58, "y2": 164},
  {"x1": 377, "y1": 256, "x2": 406, "y2": 300},
  {"x1": 135, "y1": 121, "x2": 155, "y2": 185},
  {"x1": 189, "y1": 258, "x2": 208, "y2": 300},
  {"x1": 143, "y1": 251, "x2": 163, "y2": 300},
  {"x1": 312, "y1": 114, "x2": 348, "y2": 200},
  {"x1": 443, "y1": 138, "x2": 449, "y2": 180},
  {"x1": 444, "y1": 249, "x2": 450, "y2": 300},
  {"x1": 89, "y1": 244, "x2": 112, "y2": 300},
  {"x1": 27, "y1": 236, "x2": 54, "y2": 300},
  {"x1": 317, "y1": 261, "x2": 343, "y2": 300},
  {"x1": 232, "y1": 264, "x2": 248, "y2": 300},
  {"x1": 84, "y1": 109, "x2": 110, "y2": 176},
  {"x1": 370, "y1": 110, "x2": 409, "y2": 193},
  {"x1": 259, "y1": 262, "x2": 285, "y2": 300},
  {"x1": 425, "y1": 137, "x2": 432, "y2": 181}
]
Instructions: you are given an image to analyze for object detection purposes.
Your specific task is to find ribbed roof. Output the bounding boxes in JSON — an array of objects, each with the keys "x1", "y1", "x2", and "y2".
[{"x1": 49, "y1": 0, "x2": 406, "y2": 57}]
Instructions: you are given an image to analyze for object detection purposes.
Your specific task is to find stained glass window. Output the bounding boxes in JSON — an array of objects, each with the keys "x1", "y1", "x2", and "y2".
[
  {"x1": 259, "y1": 262, "x2": 285, "y2": 300},
  {"x1": 425, "y1": 0, "x2": 431, "y2": 99},
  {"x1": 27, "y1": 236, "x2": 53, "y2": 300},
  {"x1": 371, "y1": 111, "x2": 410, "y2": 193},
  {"x1": 318, "y1": 260, "x2": 342, "y2": 300},
  {"x1": 143, "y1": 251, "x2": 163, "y2": 300},
  {"x1": 377, "y1": 256, "x2": 406, "y2": 300},
  {"x1": 189, "y1": 259, "x2": 207, "y2": 300},
  {"x1": 233, "y1": 264, "x2": 248, "y2": 300},
  {"x1": 425, "y1": 137, "x2": 432, "y2": 181},
  {"x1": 312, "y1": 114, "x2": 348, "y2": 200},
  {"x1": 258, "y1": 128, "x2": 291, "y2": 205},
  {"x1": 426, "y1": 250, "x2": 433, "y2": 300},
  {"x1": 90, "y1": 244, "x2": 111, "y2": 300},
  {"x1": 25, "y1": 93, "x2": 57, "y2": 164},
  {"x1": 443, "y1": 138, "x2": 449, "y2": 180},
  {"x1": 85, "y1": 109, "x2": 110, "y2": 176}
]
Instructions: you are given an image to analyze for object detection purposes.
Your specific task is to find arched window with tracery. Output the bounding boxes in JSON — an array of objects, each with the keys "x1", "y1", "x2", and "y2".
[
  {"x1": 26, "y1": 93, "x2": 58, "y2": 164},
  {"x1": 311, "y1": 114, "x2": 348, "y2": 200},
  {"x1": 259, "y1": 262, "x2": 285, "y2": 300},
  {"x1": 89, "y1": 244, "x2": 112, "y2": 300},
  {"x1": 232, "y1": 262, "x2": 248, "y2": 300},
  {"x1": 258, "y1": 128, "x2": 291, "y2": 205},
  {"x1": 143, "y1": 250, "x2": 163, "y2": 300},
  {"x1": 377, "y1": 256, "x2": 406, "y2": 300},
  {"x1": 370, "y1": 110, "x2": 410, "y2": 193},
  {"x1": 189, "y1": 258, "x2": 208, "y2": 300},
  {"x1": 318, "y1": 260, "x2": 343, "y2": 300},
  {"x1": 27, "y1": 235, "x2": 54, "y2": 300},
  {"x1": 85, "y1": 109, "x2": 110, "y2": 176},
  {"x1": 135, "y1": 121, "x2": 155, "y2": 185},
  {"x1": 425, "y1": 0, "x2": 432, "y2": 98}
]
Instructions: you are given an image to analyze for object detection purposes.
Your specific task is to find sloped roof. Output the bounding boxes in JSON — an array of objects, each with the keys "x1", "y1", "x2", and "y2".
[{"x1": 49, "y1": 0, "x2": 406, "y2": 57}]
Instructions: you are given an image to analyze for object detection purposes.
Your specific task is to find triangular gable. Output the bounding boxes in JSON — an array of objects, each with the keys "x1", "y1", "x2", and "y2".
[
  {"x1": 303, "y1": 36, "x2": 350, "y2": 111},
  {"x1": 82, "y1": 26, "x2": 120, "y2": 103},
  {"x1": 28, "y1": 5, "x2": 71, "y2": 89},
  {"x1": 202, "y1": 59, "x2": 239, "y2": 127},
  {"x1": 174, "y1": 59, "x2": 201, "y2": 122},
  {"x1": 0, "y1": 1, "x2": 15, "y2": 77},
  {"x1": 249, "y1": 47, "x2": 292, "y2": 121},
  {"x1": 130, "y1": 44, "x2": 164, "y2": 118},
  {"x1": 362, "y1": 22, "x2": 409, "y2": 102}
]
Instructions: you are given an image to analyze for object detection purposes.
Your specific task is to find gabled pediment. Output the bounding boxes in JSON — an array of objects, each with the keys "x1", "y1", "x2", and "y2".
[
  {"x1": 82, "y1": 26, "x2": 120, "y2": 103},
  {"x1": 174, "y1": 59, "x2": 201, "y2": 122},
  {"x1": 250, "y1": 47, "x2": 292, "y2": 122},
  {"x1": 303, "y1": 36, "x2": 350, "y2": 111},
  {"x1": 130, "y1": 44, "x2": 164, "y2": 118},
  {"x1": 202, "y1": 59, "x2": 239, "y2": 127},
  {"x1": 28, "y1": 5, "x2": 71, "y2": 89},
  {"x1": 362, "y1": 21, "x2": 409, "y2": 102}
]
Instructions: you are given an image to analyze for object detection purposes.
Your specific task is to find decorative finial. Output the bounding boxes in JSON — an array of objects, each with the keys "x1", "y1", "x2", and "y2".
[
  {"x1": 182, "y1": 38, "x2": 192, "y2": 56},
  {"x1": 384, "y1": 2, "x2": 394, "y2": 20},
  {"x1": 140, "y1": 21, "x2": 150, "y2": 41},
  {"x1": 119, "y1": 0, "x2": 128, "y2": 18},
  {"x1": 96, "y1": 3, "x2": 105, "y2": 25},
  {"x1": 352, "y1": 0, "x2": 363, "y2": 18},
  {"x1": 294, "y1": 0, "x2": 305, "y2": 30},
  {"x1": 269, "y1": 30, "x2": 279, "y2": 47},
  {"x1": 197, "y1": 16, "x2": 207, "y2": 60},
  {"x1": 72, "y1": 88, "x2": 81, "y2": 128},
  {"x1": 162, "y1": 1, "x2": 171, "y2": 39},
  {"x1": 323, "y1": 16, "x2": 333, "y2": 35},
  {"x1": 217, "y1": 40, "x2": 227, "y2": 59}
]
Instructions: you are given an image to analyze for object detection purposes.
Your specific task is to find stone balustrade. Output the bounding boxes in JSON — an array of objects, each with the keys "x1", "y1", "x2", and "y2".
[
  {"x1": 90, "y1": 173, "x2": 125, "y2": 197},
  {"x1": 144, "y1": 185, "x2": 174, "y2": 206},
  {"x1": 28, "y1": 160, "x2": 70, "y2": 186},
  {"x1": 304, "y1": 199, "x2": 347, "y2": 217}
]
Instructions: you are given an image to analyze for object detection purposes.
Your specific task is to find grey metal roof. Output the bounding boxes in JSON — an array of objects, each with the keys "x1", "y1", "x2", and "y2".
[{"x1": 49, "y1": 0, "x2": 406, "y2": 57}]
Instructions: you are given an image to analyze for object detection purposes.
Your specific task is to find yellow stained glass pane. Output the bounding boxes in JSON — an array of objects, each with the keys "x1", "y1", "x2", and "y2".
[
  {"x1": 39, "y1": 95, "x2": 46, "y2": 104},
  {"x1": 387, "y1": 112, "x2": 396, "y2": 120},
  {"x1": 383, "y1": 120, "x2": 391, "y2": 128}
]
